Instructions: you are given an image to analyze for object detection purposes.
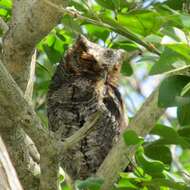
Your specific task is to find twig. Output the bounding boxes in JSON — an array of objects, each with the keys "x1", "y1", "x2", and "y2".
[
  {"x1": 171, "y1": 145, "x2": 190, "y2": 183},
  {"x1": 60, "y1": 111, "x2": 102, "y2": 154},
  {"x1": 24, "y1": 50, "x2": 37, "y2": 103}
]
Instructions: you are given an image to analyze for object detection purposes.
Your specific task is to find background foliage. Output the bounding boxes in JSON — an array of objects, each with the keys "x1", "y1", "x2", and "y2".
[{"x1": 1, "y1": 0, "x2": 190, "y2": 189}]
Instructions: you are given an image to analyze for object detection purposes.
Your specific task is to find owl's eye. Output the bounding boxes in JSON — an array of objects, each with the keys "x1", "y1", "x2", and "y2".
[
  {"x1": 114, "y1": 66, "x2": 118, "y2": 71},
  {"x1": 104, "y1": 50, "x2": 114, "y2": 58}
]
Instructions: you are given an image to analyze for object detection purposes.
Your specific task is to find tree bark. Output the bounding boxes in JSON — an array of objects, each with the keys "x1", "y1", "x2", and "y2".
[{"x1": 0, "y1": 0, "x2": 67, "y2": 189}]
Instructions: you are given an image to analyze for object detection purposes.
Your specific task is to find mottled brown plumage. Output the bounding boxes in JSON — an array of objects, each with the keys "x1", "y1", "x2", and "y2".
[{"x1": 47, "y1": 35, "x2": 127, "y2": 181}]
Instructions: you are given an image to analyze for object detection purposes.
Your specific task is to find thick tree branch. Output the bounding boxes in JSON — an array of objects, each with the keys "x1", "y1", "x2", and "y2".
[
  {"x1": 0, "y1": 1, "x2": 67, "y2": 189},
  {"x1": 2, "y1": 0, "x2": 67, "y2": 91},
  {"x1": 0, "y1": 51, "x2": 40, "y2": 190}
]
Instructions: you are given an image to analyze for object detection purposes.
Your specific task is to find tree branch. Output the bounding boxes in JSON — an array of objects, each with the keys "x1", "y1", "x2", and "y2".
[
  {"x1": 24, "y1": 50, "x2": 37, "y2": 103},
  {"x1": 2, "y1": 0, "x2": 67, "y2": 91},
  {"x1": 0, "y1": 1, "x2": 67, "y2": 189}
]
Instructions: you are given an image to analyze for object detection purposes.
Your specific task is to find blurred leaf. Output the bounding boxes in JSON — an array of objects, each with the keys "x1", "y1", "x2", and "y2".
[
  {"x1": 35, "y1": 80, "x2": 50, "y2": 92},
  {"x1": 180, "y1": 14, "x2": 190, "y2": 28},
  {"x1": 150, "y1": 124, "x2": 190, "y2": 147},
  {"x1": 178, "y1": 126, "x2": 190, "y2": 138},
  {"x1": 116, "y1": 178, "x2": 138, "y2": 189},
  {"x1": 0, "y1": 8, "x2": 7, "y2": 17},
  {"x1": 123, "y1": 130, "x2": 143, "y2": 145},
  {"x1": 76, "y1": 177, "x2": 103, "y2": 190},
  {"x1": 121, "y1": 60, "x2": 133, "y2": 76},
  {"x1": 177, "y1": 103, "x2": 190, "y2": 126},
  {"x1": 151, "y1": 124, "x2": 179, "y2": 139},
  {"x1": 135, "y1": 147, "x2": 165, "y2": 177},
  {"x1": 158, "y1": 75, "x2": 190, "y2": 107},
  {"x1": 144, "y1": 144, "x2": 172, "y2": 165},
  {"x1": 84, "y1": 24, "x2": 110, "y2": 41},
  {"x1": 37, "y1": 111, "x2": 48, "y2": 128},
  {"x1": 150, "y1": 48, "x2": 186, "y2": 75},
  {"x1": 95, "y1": 0, "x2": 117, "y2": 11},
  {"x1": 112, "y1": 41, "x2": 139, "y2": 52},
  {"x1": 164, "y1": 0, "x2": 184, "y2": 10},
  {"x1": 117, "y1": 10, "x2": 163, "y2": 36},
  {"x1": 43, "y1": 44, "x2": 62, "y2": 64},
  {"x1": 69, "y1": 0, "x2": 89, "y2": 13},
  {"x1": 168, "y1": 44, "x2": 190, "y2": 61},
  {"x1": 146, "y1": 178, "x2": 190, "y2": 190},
  {"x1": 62, "y1": 15, "x2": 82, "y2": 33}
]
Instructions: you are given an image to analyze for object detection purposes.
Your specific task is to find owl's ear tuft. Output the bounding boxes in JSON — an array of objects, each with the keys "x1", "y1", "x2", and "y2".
[{"x1": 74, "y1": 35, "x2": 89, "y2": 52}]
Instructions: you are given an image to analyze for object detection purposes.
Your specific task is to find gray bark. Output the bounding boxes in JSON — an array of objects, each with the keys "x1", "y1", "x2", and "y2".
[{"x1": 0, "y1": 0, "x2": 67, "y2": 189}]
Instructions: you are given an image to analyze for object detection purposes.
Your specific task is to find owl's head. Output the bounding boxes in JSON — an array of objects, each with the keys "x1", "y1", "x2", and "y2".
[{"x1": 64, "y1": 35, "x2": 126, "y2": 81}]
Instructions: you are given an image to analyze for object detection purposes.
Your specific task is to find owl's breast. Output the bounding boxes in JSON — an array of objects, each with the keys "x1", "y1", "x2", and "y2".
[{"x1": 47, "y1": 71, "x2": 123, "y2": 179}]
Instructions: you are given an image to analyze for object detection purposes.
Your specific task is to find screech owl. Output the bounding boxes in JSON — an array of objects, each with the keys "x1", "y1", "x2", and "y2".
[{"x1": 47, "y1": 35, "x2": 127, "y2": 181}]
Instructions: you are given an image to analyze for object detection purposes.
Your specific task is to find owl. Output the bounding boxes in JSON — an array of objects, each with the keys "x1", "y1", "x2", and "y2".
[{"x1": 47, "y1": 35, "x2": 127, "y2": 181}]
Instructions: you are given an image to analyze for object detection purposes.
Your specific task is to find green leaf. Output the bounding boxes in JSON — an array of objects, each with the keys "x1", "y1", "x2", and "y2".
[
  {"x1": 0, "y1": 0, "x2": 12, "y2": 8},
  {"x1": 61, "y1": 15, "x2": 82, "y2": 33},
  {"x1": 144, "y1": 144, "x2": 172, "y2": 165},
  {"x1": 150, "y1": 124, "x2": 190, "y2": 147},
  {"x1": 180, "y1": 14, "x2": 190, "y2": 28},
  {"x1": 177, "y1": 103, "x2": 190, "y2": 126},
  {"x1": 151, "y1": 124, "x2": 179, "y2": 139},
  {"x1": 95, "y1": 0, "x2": 117, "y2": 11},
  {"x1": 158, "y1": 75, "x2": 190, "y2": 107},
  {"x1": 167, "y1": 44, "x2": 190, "y2": 61},
  {"x1": 121, "y1": 60, "x2": 133, "y2": 76},
  {"x1": 84, "y1": 24, "x2": 110, "y2": 41},
  {"x1": 135, "y1": 148, "x2": 165, "y2": 177},
  {"x1": 43, "y1": 44, "x2": 62, "y2": 64},
  {"x1": 178, "y1": 126, "x2": 190, "y2": 138},
  {"x1": 150, "y1": 48, "x2": 186, "y2": 75},
  {"x1": 147, "y1": 178, "x2": 190, "y2": 190},
  {"x1": 0, "y1": 8, "x2": 7, "y2": 17},
  {"x1": 35, "y1": 80, "x2": 50, "y2": 92},
  {"x1": 117, "y1": 10, "x2": 163, "y2": 36},
  {"x1": 123, "y1": 130, "x2": 143, "y2": 145},
  {"x1": 116, "y1": 178, "x2": 138, "y2": 189},
  {"x1": 76, "y1": 177, "x2": 104, "y2": 190},
  {"x1": 69, "y1": 0, "x2": 89, "y2": 13},
  {"x1": 111, "y1": 40, "x2": 139, "y2": 52},
  {"x1": 165, "y1": 0, "x2": 184, "y2": 10}
]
